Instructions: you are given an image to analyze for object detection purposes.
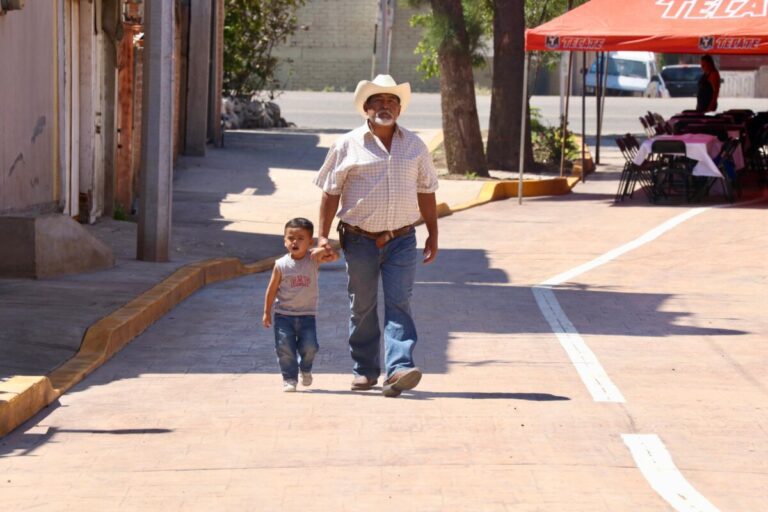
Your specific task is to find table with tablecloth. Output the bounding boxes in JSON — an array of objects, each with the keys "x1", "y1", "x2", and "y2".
[{"x1": 632, "y1": 133, "x2": 744, "y2": 178}]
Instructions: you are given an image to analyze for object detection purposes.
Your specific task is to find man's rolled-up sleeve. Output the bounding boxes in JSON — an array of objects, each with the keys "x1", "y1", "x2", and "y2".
[
  {"x1": 416, "y1": 148, "x2": 439, "y2": 193},
  {"x1": 314, "y1": 144, "x2": 345, "y2": 195}
]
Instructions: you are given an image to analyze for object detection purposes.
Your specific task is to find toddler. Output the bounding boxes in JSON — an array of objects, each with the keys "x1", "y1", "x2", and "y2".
[{"x1": 263, "y1": 218, "x2": 338, "y2": 391}]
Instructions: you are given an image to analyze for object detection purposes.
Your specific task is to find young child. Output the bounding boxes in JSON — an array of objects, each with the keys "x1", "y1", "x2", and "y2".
[{"x1": 263, "y1": 218, "x2": 338, "y2": 392}]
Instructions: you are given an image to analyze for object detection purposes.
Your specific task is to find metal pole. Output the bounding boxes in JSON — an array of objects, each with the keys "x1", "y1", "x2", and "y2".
[
  {"x1": 595, "y1": 52, "x2": 602, "y2": 165},
  {"x1": 559, "y1": 0, "x2": 575, "y2": 178},
  {"x1": 581, "y1": 51, "x2": 586, "y2": 183},
  {"x1": 559, "y1": 51, "x2": 573, "y2": 177},
  {"x1": 385, "y1": 0, "x2": 395, "y2": 74},
  {"x1": 518, "y1": 57, "x2": 529, "y2": 205},
  {"x1": 371, "y1": 23, "x2": 378, "y2": 79},
  {"x1": 137, "y1": 0, "x2": 174, "y2": 261}
]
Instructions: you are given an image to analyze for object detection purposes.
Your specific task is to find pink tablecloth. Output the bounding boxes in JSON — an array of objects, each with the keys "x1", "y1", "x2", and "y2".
[{"x1": 633, "y1": 134, "x2": 744, "y2": 179}]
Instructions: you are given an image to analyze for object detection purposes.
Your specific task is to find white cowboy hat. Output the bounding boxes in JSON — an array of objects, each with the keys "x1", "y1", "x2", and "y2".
[{"x1": 353, "y1": 74, "x2": 411, "y2": 118}]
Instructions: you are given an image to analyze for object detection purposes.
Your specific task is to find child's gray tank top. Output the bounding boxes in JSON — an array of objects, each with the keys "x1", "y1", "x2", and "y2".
[{"x1": 274, "y1": 253, "x2": 319, "y2": 316}]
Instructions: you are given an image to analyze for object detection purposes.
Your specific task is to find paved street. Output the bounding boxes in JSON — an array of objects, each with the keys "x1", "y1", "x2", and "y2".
[
  {"x1": 1, "y1": 156, "x2": 766, "y2": 509},
  {"x1": 277, "y1": 92, "x2": 768, "y2": 135}
]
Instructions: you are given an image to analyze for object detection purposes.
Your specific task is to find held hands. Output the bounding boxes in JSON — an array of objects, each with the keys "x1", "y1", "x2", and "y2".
[
  {"x1": 313, "y1": 237, "x2": 339, "y2": 263},
  {"x1": 311, "y1": 246, "x2": 339, "y2": 263}
]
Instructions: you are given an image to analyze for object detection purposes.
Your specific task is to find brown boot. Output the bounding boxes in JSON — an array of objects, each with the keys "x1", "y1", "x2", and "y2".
[{"x1": 350, "y1": 375, "x2": 378, "y2": 391}]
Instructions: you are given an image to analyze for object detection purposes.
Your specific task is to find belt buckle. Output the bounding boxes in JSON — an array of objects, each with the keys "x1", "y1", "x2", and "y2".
[{"x1": 375, "y1": 230, "x2": 393, "y2": 248}]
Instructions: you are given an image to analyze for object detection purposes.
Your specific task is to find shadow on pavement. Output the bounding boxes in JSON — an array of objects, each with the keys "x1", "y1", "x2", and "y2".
[
  {"x1": 302, "y1": 389, "x2": 571, "y2": 401},
  {"x1": 50, "y1": 247, "x2": 747, "y2": 387},
  {"x1": 0, "y1": 404, "x2": 173, "y2": 459},
  {"x1": 0, "y1": 130, "x2": 334, "y2": 380}
]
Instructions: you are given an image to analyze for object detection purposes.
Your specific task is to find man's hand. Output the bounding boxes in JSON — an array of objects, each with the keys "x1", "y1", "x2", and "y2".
[
  {"x1": 262, "y1": 311, "x2": 272, "y2": 328},
  {"x1": 317, "y1": 236, "x2": 332, "y2": 251},
  {"x1": 423, "y1": 235, "x2": 438, "y2": 264}
]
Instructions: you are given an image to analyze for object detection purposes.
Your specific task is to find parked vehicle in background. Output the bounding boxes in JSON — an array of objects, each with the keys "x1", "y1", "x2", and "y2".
[
  {"x1": 659, "y1": 64, "x2": 703, "y2": 97},
  {"x1": 585, "y1": 51, "x2": 658, "y2": 96},
  {"x1": 644, "y1": 74, "x2": 670, "y2": 98}
]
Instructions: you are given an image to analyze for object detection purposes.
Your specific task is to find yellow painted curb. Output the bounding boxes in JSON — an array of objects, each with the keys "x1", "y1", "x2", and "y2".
[
  {"x1": 0, "y1": 172, "x2": 580, "y2": 438},
  {"x1": 0, "y1": 256, "x2": 276, "y2": 438},
  {"x1": 0, "y1": 376, "x2": 57, "y2": 436},
  {"x1": 449, "y1": 177, "x2": 580, "y2": 214},
  {"x1": 426, "y1": 130, "x2": 445, "y2": 154}
]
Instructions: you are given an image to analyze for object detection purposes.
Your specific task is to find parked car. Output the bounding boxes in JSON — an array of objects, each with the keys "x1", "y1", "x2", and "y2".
[
  {"x1": 659, "y1": 64, "x2": 703, "y2": 97},
  {"x1": 644, "y1": 74, "x2": 670, "y2": 98},
  {"x1": 585, "y1": 51, "x2": 658, "y2": 96}
]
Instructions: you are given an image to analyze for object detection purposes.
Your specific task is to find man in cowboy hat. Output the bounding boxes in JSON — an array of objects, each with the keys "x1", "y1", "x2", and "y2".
[{"x1": 314, "y1": 74, "x2": 439, "y2": 397}]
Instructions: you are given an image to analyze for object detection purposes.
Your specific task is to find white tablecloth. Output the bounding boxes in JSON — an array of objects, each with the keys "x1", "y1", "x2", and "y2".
[{"x1": 632, "y1": 134, "x2": 744, "y2": 179}]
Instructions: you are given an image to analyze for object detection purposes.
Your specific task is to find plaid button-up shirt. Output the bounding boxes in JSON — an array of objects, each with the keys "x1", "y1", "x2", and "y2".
[{"x1": 314, "y1": 123, "x2": 439, "y2": 233}]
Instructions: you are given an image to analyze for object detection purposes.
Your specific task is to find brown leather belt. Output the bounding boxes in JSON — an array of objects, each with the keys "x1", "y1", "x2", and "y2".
[{"x1": 339, "y1": 222, "x2": 413, "y2": 249}]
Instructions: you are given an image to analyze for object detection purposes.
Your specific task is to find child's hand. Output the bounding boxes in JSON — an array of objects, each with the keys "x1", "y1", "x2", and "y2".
[
  {"x1": 321, "y1": 247, "x2": 339, "y2": 263},
  {"x1": 263, "y1": 311, "x2": 272, "y2": 328},
  {"x1": 311, "y1": 246, "x2": 338, "y2": 263}
]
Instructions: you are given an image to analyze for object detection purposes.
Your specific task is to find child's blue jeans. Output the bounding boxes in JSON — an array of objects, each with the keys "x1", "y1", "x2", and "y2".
[{"x1": 273, "y1": 313, "x2": 318, "y2": 382}]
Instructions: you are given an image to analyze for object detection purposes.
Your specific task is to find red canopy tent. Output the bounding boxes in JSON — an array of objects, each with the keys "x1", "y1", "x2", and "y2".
[
  {"x1": 526, "y1": 0, "x2": 768, "y2": 54},
  {"x1": 512, "y1": 0, "x2": 768, "y2": 202}
]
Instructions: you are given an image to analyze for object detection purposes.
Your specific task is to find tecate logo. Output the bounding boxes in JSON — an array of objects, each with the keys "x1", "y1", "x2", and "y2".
[
  {"x1": 657, "y1": 0, "x2": 768, "y2": 19},
  {"x1": 558, "y1": 37, "x2": 606, "y2": 50},
  {"x1": 545, "y1": 36, "x2": 560, "y2": 49},
  {"x1": 699, "y1": 35, "x2": 762, "y2": 51}
]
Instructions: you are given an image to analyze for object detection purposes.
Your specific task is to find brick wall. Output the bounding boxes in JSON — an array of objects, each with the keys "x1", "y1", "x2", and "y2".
[
  {"x1": 273, "y1": 0, "x2": 494, "y2": 92},
  {"x1": 273, "y1": 0, "x2": 378, "y2": 91}
]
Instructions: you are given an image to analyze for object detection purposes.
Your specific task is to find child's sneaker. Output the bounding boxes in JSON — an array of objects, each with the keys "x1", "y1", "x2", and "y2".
[
  {"x1": 300, "y1": 371, "x2": 313, "y2": 387},
  {"x1": 283, "y1": 380, "x2": 297, "y2": 392}
]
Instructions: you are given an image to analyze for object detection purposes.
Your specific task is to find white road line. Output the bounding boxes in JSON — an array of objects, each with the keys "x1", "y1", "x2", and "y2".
[
  {"x1": 530, "y1": 200, "x2": 768, "y2": 508},
  {"x1": 534, "y1": 207, "x2": 711, "y2": 402},
  {"x1": 622, "y1": 434, "x2": 721, "y2": 512},
  {"x1": 533, "y1": 286, "x2": 625, "y2": 402},
  {"x1": 541, "y1": 207, "x2": 710, "y2": 287}
]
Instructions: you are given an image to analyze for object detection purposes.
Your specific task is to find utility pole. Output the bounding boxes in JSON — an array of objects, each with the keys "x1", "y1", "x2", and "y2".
[
  {"x1": 137, "y1": 0, "x2": 174, "y2": 262},
  {"x1": 376, "y1": 0, "x2": 395, "y2": 75}
]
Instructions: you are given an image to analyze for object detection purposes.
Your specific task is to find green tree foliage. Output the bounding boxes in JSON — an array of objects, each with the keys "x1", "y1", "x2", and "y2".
[
  {"x1": 409, "y1": 0, "x2": 587, "y2": 81},
  {"x1": 223, "y1": 0, "x2": 305, "y2": 98},
  {"x1": 409, "y1": 0, "x2": 491, "y2": 80},
  {"x1": 525, "y1": 0, "x2": 588, "y2": 75}
]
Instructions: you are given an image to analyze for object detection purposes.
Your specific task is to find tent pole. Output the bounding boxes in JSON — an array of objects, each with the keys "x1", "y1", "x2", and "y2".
[
  {"x1": 560, "y1": 51, "x2": 573, "y2": 177},
  {"x1": 559, "y1": 0, "x2": 574, "y2": 178},
  {"x1": 518, "y1": 56, "x2": 529, "y2": 205},
  {"x1": 581, "y1": 51, "x2": 586, "y2": 183},
  {"x1": 595, "y1": 51, "x2": 603, "y2": 165}
]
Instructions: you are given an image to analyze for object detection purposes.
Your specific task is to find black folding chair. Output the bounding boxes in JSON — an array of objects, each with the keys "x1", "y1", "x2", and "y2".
[
  {"x1": 716, "y1": 139, "x2": 740, "y2": 202},
  {"x1": 746, "y1": 124, "x2": 768, "y2": 182},
  {"x1": 639, "y1": 116, "x2": 655, "y2": 138},
  {"x1": 614, "y1": 138, "x2": 632, "y2": 202},
  {"x1": 615, "y1": 135, "x2": 655, "y2": 202},
  {"x1": 649, "y1": 139, "x2": 698, "y2": 202}
]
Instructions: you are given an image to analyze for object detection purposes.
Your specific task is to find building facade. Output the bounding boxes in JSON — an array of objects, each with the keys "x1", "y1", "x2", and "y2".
[{"x1": 0, "y1": 0, "x2": 224, "y2": 277}]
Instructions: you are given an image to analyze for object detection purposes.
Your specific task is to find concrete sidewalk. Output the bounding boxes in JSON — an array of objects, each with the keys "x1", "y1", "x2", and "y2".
[
  {"x1": 0, "y1": 150, "x2": 766, "y2": 510},
  {"x1": 1, "y1": 128, "x2": 502, "y2": 434}
]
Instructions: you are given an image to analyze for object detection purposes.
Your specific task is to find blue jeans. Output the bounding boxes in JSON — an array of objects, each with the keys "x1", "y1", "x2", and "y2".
[
  {"x1": 342, "y1": 228, "x2": 418, "y2": 380},
  {"x1": 273, "y1": 314, "x2": 319, "y2": 381}
]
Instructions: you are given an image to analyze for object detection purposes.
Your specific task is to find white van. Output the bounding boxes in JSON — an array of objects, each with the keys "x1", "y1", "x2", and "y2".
[{"x1": 584, "y1": 51, "x2": 658, "y2": 96}]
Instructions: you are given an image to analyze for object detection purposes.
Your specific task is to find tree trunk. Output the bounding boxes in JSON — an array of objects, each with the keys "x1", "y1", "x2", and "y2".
[
  {"x1": 486, "y1": 0, "x2": 526, "y2": 171},
  {"x1": 430, "y1": 0, "x2": 488, "y2": 176}
]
